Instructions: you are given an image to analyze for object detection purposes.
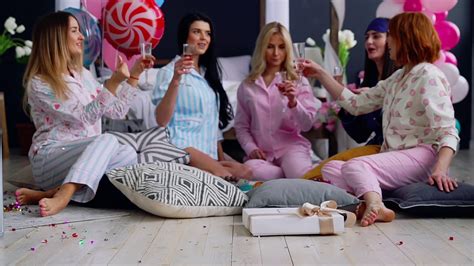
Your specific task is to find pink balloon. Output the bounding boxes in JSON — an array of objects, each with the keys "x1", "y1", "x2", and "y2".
[
  {"x1": 422, "y1": 9, "x2": 436, "y2": 24},
  {"x1": 435, "y1": 11, "x2": 448, "y2": 21},
  {"x1": 82, "y1": 0, "x2": 107, "y2": 20},
  {"x1": 451, "y1": 76, "x2": 469, "y2": 104},
  {"x1": 102, "y1": 39, "x2": 140, "y2": 72},
  {"x1": 422, "y1": 0, "x2": 458, "y2": 13},
  {"x1": 404, "y1": 0, "x2": 422, "y2": 11},
  {"x1": 435, "y1": 21, "x2": 460, "y2": 50},
  {"x1": 444, "y1": 51, "x2": 458, "y2": 66}
]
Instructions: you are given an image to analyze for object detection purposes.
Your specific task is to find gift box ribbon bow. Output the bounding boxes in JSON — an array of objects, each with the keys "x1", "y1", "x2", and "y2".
[{"x1": 298, "y1": 200, "x2": 356, "y2": 228}]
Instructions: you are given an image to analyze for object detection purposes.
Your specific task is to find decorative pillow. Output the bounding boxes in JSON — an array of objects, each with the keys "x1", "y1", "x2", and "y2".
[
  {"x1": 107, "y1": 127, "x2": 190, "y2": 164},
  {"x1": 221, "y1": 80, "x2": 241, "y2": 133},
  {"x1": 383, "y1": 182, "x2": 474, "y2": 217},
  {"x1": 102, "y1": 117, "x2": 146, "y2": 133},
  {"x1": 245, "y1": 179, "x2": 359, "y2": 211},
  {"x1": 218, "y1": 55, "x2": 251, "y2": 82},
  {"x1": 106, "y1": 162, "x2": 248, "y2": 218}
]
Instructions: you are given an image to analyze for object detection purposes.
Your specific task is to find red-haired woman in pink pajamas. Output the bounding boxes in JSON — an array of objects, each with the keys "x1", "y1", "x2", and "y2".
[{"x1": 302, "y1": 13, "x2": 459, "y2": 227}]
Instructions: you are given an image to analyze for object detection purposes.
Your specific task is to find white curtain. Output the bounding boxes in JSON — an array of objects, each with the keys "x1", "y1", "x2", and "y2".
[
  {"x1": 55, "y1": 0, "x2": 80, "y2": 11},
  {"x1": 265, "y1": 0, "x2": 289, "y2": 30}
]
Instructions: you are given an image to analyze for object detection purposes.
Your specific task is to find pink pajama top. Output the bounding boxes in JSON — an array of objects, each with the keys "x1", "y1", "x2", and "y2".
[
  {"x1": 28, "y1": 68, "x2": 138, "y2": 156},
  {"x1": 337, "y1": 63, "x2": 459, "y2": 153},
  {"x1": 234, "y1": 74, "x2": 318, "y2": 160}
]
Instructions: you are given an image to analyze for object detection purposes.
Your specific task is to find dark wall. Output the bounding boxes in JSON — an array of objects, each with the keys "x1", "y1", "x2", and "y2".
[
  {"x1": 290, "y1": 0, "x2": 472, "y2": 148},
  {"x1": 1, "y1": 1, "x2": 471, "y2": 149},
  {"x1": 450, "y1": 0, "x2": 472, "y2": 149},
  {"x1": 155, "y1": 0, "x2": 260, "y2": 59},
  {"x1": 0, "y1": 2, "x2": 55, "y2": 148},
  {"x1": 0, "y1": 0, "x2": 260, "y2": 148}
]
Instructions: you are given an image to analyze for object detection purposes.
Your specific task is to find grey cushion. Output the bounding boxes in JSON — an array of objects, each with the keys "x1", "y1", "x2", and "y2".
[
  {"x1": 383, "y1": 182, "x2": 474, "y2": 216},
  {"x1": 108, "y1": 127, "x2": 190, "y2": 164},
  {"x1": 107, "y1": 162, "x2": 248, "y2": 218},
  {"x1": 245, "y1": 179, "x2": 360, "y2": 210}
]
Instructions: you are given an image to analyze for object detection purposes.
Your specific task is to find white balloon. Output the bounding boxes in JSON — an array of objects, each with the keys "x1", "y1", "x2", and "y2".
[
  {"x1": 376, "y1": 1, "x2": 404, "y2": 18},
  {"x1": 436, "y1": 62, "x2": 460, "y2": 86},
  {"x1": 451, "y1": 76, "x2": 469, "y2": 104}
]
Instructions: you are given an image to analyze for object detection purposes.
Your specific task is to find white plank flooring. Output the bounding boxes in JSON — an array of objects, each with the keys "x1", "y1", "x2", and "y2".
[{"x1": 1, "y1": 149, "x2": 473, "y2": 265}]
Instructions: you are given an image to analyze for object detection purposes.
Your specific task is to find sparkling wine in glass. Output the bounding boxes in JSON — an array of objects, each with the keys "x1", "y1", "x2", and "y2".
[
  {"x1": 333, "y1": 66, "x2": 344, "y2": 85},
  {"x1": 141, "y1": 42, "x2": 153, "y2": 87},
  {"x1": 278, "y1": 71, "x2": 290, "y2": 113},
  {"x1": 292, "y1": 42, "x2": 305, "y2": 85},
  {"x1": 182, "y1": 43, "x2": 195, "y2": 86}
]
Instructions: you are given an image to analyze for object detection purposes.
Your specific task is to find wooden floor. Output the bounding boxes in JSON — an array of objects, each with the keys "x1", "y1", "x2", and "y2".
[{"x1": 1, "y1": 149, "x2": 474, "y2": 265}]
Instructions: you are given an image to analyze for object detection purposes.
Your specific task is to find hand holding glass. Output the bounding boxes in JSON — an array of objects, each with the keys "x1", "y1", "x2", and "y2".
[
  {"x1": 278, "y1": 71, "x2": 291, "y2": 113},
  {"x1": 141, "y1": 42, "x2": 153, "y2": 87}
]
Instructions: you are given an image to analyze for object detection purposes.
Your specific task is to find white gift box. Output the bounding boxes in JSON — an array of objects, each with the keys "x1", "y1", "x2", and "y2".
[{"x1": 242, "y1": 207, "x2": 345, "y2": 236}]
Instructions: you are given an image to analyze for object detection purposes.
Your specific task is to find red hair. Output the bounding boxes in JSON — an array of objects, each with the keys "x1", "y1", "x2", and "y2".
[{"x1": 389, "y1": 12, "x2": 440, "y2": 66}]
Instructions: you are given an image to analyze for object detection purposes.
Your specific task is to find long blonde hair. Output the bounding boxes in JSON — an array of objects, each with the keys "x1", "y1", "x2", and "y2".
[
  {"x1": 247, "y1": 22, "x2": 297, "y2": 81},
  {"x1": 22, "y1": 11, "x2": 83, "y2": 111}
]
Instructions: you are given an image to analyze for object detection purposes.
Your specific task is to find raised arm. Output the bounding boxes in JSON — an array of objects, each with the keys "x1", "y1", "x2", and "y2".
[
  {"x1": 153, "y1": 56, "x2": 193, "y2": 127},
  {"x1": 301, "y1": 59, "x2": 345, "y2": 99}
]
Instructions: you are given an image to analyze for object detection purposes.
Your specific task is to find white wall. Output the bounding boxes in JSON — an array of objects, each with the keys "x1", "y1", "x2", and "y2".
[
  {"x1": 265, "y1": 0, "x2": 289, "y2": 29},
  {"x1": 55, "y1": 0, "x2": 80, "y2": 11}
]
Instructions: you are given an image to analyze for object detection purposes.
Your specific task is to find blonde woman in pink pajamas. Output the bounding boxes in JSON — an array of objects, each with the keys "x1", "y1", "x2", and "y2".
[
  {"x1": 234, "y1": 22, "x2": 319, "y2": 180},
  {"x1": 302, "y1": 13, "x2": 459, "y2": 226}
]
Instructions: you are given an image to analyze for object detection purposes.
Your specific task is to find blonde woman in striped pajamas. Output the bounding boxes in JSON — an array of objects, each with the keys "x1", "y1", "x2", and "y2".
[{"x1": 15, "y1": 11, "x2": 154, "y2": 216}]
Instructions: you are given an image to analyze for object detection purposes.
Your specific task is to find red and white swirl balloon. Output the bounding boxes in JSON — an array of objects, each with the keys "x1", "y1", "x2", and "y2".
[{"x1": 104, "y1": 0, "x2": 165, "y2": 58}]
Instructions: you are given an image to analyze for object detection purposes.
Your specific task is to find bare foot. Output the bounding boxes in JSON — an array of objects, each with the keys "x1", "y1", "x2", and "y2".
[
  {"x1": 15, "y1": 188, "x2": 57, "y2": 205},
  {"x1": 38, "y1": 196, "x2": 70, "y2": 217},
  {"x1": 220, "y1": 161, "x2": 253, "y2": 180},
  {"x1": 356, "y1": 202, "x2": 395, "y2": 227}
]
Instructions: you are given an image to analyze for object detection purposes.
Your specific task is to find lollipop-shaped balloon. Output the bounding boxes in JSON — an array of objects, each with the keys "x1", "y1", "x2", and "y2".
[
  {"x1": 64, "y1": 7, "x2": 102, "y2": 67},
  {"x1": 103, "y1": 0, "x2": 165, "y2": 58}
]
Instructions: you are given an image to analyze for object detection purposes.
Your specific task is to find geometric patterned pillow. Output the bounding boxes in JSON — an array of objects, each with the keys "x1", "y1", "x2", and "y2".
[
  {"x1": 106, "y1": 162, "x2": 248, "y2": 218},
  {"x1": 107, "y1": 127, "x2": 190, "y2": 164}
]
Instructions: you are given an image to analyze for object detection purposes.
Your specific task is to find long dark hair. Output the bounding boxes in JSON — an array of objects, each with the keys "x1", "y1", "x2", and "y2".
[
  {"x1": 177, "y1": 12, "x2": 233, "y2": 129},
  {"x1": 361, "y1": 43, "x2": 397, "y2": 87}
]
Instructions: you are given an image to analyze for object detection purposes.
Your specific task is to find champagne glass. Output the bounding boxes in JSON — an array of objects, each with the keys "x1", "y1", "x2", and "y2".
[
  {"x1": 182, "y1": 43, "x2": 195, "y2": 86},
  {"x1": 141, "y1": 42, "x2": 153, "y2": 87},
  {"x1": 278, "y1": 71, "x2": 290, "y2": 113},
  {"x1": 292, "y1": 42, "x2": 305, "y2": 84},
  {"x1": 333, "y1": 66, "x2": 344, "y2": 85}
]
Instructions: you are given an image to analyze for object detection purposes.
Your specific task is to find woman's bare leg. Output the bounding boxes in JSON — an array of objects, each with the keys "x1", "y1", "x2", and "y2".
[
  {"x1": 38, "y1": 183, "x2": 82, "y2": 217},
  {"x1": 15, "y1": 187, "x2": 59, "y2": 205},
  {"x1": 357, "y1": 191, "x2": 395, "y2": 227},
  {"x1": 184, "y1": 147, "x2": 233, "y2": 177}
]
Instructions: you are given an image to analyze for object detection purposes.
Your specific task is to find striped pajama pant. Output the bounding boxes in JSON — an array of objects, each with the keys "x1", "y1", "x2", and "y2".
[{"x1": 30, "y1": 134, "x2": 137, "y2": 203}]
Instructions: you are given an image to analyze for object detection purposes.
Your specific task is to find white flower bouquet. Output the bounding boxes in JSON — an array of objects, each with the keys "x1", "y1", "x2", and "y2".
[
  {"x1": 322, "y1": 29, "x2": 357, "y2": 69},
  {"x1": 0, "y1": 17, "x2": 32, "y2": 63}
]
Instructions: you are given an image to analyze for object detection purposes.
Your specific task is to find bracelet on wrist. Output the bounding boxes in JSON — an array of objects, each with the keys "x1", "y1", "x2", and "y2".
[{"x1": 129, "y1": 75, "x2": 140, "y2": 81}]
